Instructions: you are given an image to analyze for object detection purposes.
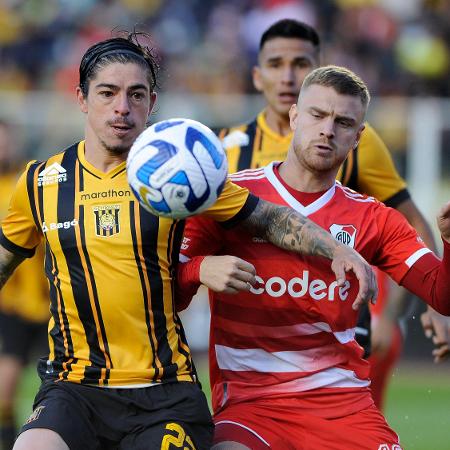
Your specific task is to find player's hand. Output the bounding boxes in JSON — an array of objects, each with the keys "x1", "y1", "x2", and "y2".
[
  {"x1": 199, "y1": 255, "x2": 256, "y2": 294},
  {"x1": 331, "y1": 245, "x2": 378, "y2": 310},
  {"x1": 437, "y1": 201, "x2": 450, "y2": 243},
  {"x1": 421, "y1": 306, "x2": 450, "y2": 363}
]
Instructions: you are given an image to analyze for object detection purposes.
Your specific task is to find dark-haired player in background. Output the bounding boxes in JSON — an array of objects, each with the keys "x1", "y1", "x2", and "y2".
[
  {"x1": 217, "y1": 19, "x2": 449, "y2": 409},
  {"x1": 0, "y1": 33, "x2": 376, "y2": 450},
  {"x1": 179, "y1": 65, "x2": 450, "y2": 450},
  {"x1": 0, "y1": 120, "x2": 49, "y2": 450}
]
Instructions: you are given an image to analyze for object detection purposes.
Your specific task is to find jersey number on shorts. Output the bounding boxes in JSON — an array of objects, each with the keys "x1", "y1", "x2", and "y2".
[{"x1": 161, "y1": 422, "x2": 196, "y2": 450}]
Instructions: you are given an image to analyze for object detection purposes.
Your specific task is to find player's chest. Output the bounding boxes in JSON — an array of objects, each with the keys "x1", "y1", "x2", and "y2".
[{"x1": 39, "y1": 174, "x2": 168, "y2": 250}]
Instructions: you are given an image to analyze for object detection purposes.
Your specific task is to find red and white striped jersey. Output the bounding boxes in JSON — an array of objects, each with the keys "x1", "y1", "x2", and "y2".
[{"x1": 181, "y1": 162, "x2": 433, "y2": 416}]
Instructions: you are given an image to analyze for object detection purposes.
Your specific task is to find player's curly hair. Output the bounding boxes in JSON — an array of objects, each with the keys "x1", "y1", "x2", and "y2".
[{"x1": 79, "y1": 31, "x2": 159, "y2": 97}]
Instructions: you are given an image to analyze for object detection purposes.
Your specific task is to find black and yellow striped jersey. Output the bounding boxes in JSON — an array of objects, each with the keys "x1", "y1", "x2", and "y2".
[
  {"x1": 218, "y1": 110, "x2": 409, "y2": 207},
  {"x1": 0, "y1": 141, "x2": 256, "y2": 386},
  {"x1": 0, "y1": 172, "x2": 49, "y2": 323}
]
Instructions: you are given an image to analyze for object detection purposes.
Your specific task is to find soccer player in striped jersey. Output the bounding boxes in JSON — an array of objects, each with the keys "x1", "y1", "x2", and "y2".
[
  {"x1": 217, "y1": 19, "x2": 449, "y2": 407},
  {"x1": 178, "y1": 66, "x2": 450, "y2": 449},
  {"x1": 0, "y1": 34, "x2": 376, "y2": 450}
]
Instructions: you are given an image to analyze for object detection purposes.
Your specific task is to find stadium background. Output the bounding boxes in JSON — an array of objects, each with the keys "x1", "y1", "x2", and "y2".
[{"x1": 0, "y1": 0, "x2": 449, "y2": 449}]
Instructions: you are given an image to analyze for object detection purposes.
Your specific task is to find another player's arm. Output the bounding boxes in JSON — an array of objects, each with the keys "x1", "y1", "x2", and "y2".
[
  {"x1": 238, "y1": 198, "x2": 378, "y2": 310},
  {"x1": 0, "y1": 244, "x2": 25, "y2": 290},
  {"x1": 377, "y1": 203, "x2": 450, "y2": 315},
  {"x1": 359, "y1": 124, "x2": 448, "y2": 359}
]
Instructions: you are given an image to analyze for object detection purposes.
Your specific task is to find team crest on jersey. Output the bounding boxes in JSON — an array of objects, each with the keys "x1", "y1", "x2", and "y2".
[
  {"x1": 329, "y1": 224, "x2": 357, "y2": 248},
  {"x1": 38, "y1": 162, "x2": 67, "y2": 186},
  {"x1": 93, "y1": 205, "x2": 120, "y2": 237}
]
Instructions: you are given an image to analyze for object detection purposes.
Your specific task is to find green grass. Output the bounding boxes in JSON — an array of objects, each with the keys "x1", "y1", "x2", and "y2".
[
  {"x1": 14, "y1": 359, "x2": 450, "y2": 449},
  {"x1": 384, "y1": 362, "x2": 450, "y2": 450}
]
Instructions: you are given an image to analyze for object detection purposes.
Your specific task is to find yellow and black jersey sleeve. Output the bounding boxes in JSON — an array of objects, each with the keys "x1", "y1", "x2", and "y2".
[
  {"x1": 355, "y1": 123, "x2": 409, "y2": 206},
  {"x1": 202, "y1": 178, "x2": 259, "y2": 226},
  {"x1": 0, "y1": 161, "x2": 43, "y2": 256}
]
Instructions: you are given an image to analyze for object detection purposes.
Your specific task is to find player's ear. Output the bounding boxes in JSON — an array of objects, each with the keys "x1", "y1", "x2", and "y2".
[
  {"x1": 148, "y1": 92, "x2": 157, "y2": 116},
  {"x1": 354, "y1": 123, "x2": 365, "y2": 148},
  {"x1": 252, "y1": 66, "x2": 263, "y2": 93},
  {"x1": 289, "y1": 104, "x2": 299, "y2": 131},
  {"x1": 76, "y1": 86, "x2": 88, "y2": 114}
]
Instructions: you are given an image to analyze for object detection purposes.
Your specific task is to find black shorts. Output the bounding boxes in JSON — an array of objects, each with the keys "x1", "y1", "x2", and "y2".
[
  {"x1": 355, "y1": 303, "x2": 371, "y2": 358},
  {"x1": 0, "y1": 311, "x2": 48, "y2": 364},
  {"x1": 20, "y1": 380, "x2": 213, "y2": 450}
]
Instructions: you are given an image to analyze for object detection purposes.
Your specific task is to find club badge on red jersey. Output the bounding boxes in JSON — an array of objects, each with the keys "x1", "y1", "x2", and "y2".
[{"x1": 329, "y1": 224, "x2": 357, "y2": 248}]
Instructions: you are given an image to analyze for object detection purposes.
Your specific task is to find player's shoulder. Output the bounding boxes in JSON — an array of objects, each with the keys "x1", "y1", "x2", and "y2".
[
  {"x1": 228, "y1": 167, "x2": 266, "y2": 187},
  {"x1": 358, "y1": 122, "x2": 387, "y2": 152},
  {"x1": 216, "y1": 117, "x2": 258, "y2": 148},
  {"x1": 335, "y1": 182, "x2": 380, "y2": 206},
  {"x1": 22, "y1": 142, "x2": 80, "y2": 183}
]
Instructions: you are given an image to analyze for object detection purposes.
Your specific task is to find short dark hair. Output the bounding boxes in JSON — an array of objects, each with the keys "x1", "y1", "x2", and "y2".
[
  {"x1": 259, "y1": 19, "x2": 320, "y2": 51},
  {"x1": 79, "y1": 31, "x2": 159, "y2": 97},
  {"x1": 302, "y1": 65, "x2": 370, "y2": 109}
]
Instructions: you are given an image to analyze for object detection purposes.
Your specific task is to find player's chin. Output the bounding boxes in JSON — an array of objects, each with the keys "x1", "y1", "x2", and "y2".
[{"x1": 105, "y1": 140, "x2": 133, "y2": 155}]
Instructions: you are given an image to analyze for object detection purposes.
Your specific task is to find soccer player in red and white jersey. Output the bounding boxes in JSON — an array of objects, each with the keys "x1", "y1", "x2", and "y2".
[{"x1": 177, "y1": 66, "x2": 450, "y2": 450}]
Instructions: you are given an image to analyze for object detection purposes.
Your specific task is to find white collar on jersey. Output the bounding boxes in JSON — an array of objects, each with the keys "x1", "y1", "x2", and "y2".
[{"x1": 263, "y1": 162, "x2": 336, "y2": 217}]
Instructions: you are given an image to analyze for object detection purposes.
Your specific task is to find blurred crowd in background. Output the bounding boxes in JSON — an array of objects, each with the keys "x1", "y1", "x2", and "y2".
[
  {"x1": 0, "y1": 0, "x2": 449, "y2": 96},
  {"x1": 0, "y1": 0, "x2": 449, "y2": 172}
]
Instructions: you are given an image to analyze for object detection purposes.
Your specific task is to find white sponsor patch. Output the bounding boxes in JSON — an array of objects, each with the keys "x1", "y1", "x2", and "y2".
[
  {"x1": 222, "y1": 130, "x2": 249, "y2": 149},
  {"x1": 42, "y1": 219, "x2": 78, "y2": 233},
  {"x1": 38, "y1": 162, "x2": 67, "y2": 186}
]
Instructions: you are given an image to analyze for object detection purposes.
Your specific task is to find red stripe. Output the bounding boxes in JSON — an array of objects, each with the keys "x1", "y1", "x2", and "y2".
[{"x1": 213, "y1": 327, "x2": 335, "y2": 352}]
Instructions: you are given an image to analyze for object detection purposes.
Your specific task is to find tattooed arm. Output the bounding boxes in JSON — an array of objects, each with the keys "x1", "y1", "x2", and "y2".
[
  {"x1": 239, "y1": 199, "x2": 378, "y2": 310},
  {"x1": 0, "y1": 244, "x2": 26, "y2": 290}
]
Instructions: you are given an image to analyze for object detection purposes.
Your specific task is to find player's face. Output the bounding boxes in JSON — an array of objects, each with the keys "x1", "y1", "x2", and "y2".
[
  {"x1": 77, "y1": 62, "x2": 156, "y2": 155},
  {"x1": 289, "y1": 84, "x2": 365, "y2": 174},
  {"x1": 253, "y1": 37, "x2": 318, "y2": 120}
]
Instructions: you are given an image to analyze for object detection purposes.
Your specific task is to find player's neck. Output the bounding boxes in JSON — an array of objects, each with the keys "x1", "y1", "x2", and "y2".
[
  {"x1": 264, "y1": 108, "x2": 291, "y2": 136},
  {"x1": 278, "y1": 156, "x2": 336, "y2": 193},
  {"x1": 83, "y1": 137, "x2": 127, "y2": 173}
]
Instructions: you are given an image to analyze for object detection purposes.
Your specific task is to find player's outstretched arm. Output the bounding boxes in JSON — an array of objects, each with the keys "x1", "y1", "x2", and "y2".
[
  {"x1": 0, "y1": 244, "x2": 25, "y2": 290},
  {"x1": 239, "y1": 199, "x2": 378, "y2": 309}
]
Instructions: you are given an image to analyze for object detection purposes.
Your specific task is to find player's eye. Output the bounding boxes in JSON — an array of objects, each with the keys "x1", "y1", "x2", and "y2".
[
  {"x1": 337, "y1": 119, "x2": 352, "y2": 128},
  {"x1": 99, "y1": 90, "x2": 114, "y2": 98},
  {"x1": 131, "y1": 92, "x2": 145, "y2": 100},
  {"x1": 295, "y1": 60, "x2": 312, "y2": 69}
]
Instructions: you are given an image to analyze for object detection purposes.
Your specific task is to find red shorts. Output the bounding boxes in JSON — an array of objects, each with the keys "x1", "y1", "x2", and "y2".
[{"x1": 214, "y1": 400, "x2": 402, "y2": 450}]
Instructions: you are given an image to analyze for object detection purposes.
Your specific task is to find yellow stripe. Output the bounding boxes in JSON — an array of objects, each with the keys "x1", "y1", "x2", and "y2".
[{"x1": 134, "y1": 205, "x2": 163, "y2": 375}]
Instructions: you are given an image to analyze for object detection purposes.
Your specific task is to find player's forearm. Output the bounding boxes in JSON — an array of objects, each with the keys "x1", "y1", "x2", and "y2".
[
  {"x1": 176, "y1": 256, "x2": 205, "y2": 312},
  {"x1": 0, "y1": 244, "x2": 25, "y2": 290},
  {"x1": 401, "y1": 241, "x2": 450, "y2": 315},
  {"x1": 240, "y1": 199, "x2": 340, "y2": 259}
]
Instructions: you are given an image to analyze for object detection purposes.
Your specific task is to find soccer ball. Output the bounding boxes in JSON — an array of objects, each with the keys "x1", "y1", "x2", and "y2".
[{"x1": 127, "y1": 118, "x2": 228, "y2": 219}]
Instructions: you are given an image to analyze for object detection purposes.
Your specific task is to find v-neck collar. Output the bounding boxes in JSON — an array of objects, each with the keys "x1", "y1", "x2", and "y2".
[
  {"x1": 77, "y1": 141, "x2": 126, "y2": 179},
  {"x1": 263, "y1": 162, "x2": 336, "y2": 217}
]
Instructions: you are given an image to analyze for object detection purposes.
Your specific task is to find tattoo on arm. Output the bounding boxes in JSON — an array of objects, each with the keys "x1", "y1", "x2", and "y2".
[
  {"x1": 240, "y1": 200, "x2": 338, "y2": 258},
  {"x1": 0, "y1": 245, "x2": 25, "y2": 290}
]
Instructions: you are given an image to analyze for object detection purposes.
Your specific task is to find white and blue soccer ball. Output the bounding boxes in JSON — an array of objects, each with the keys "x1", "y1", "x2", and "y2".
[{"x1": 127, "y1": 118, "x2": 228, "y2": 219}]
